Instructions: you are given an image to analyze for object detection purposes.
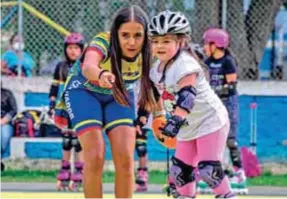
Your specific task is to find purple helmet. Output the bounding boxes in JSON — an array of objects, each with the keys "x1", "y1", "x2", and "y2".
[
  {"x1": 203, "y1": 28, "x2": 230, "y2": 48},
  {"x1": 64, "y1": 32, "x2": 85, "y2": 46}
]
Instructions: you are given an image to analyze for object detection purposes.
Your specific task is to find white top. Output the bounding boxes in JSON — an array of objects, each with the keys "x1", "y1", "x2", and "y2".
[{"x1": 150, "y1": 51, "x2": 228, "y2": 141}]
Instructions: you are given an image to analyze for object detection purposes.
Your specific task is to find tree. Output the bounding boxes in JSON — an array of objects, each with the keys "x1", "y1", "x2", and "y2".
[{"x1": 193, "y1": 0, "x2": 284, "y2": 80}]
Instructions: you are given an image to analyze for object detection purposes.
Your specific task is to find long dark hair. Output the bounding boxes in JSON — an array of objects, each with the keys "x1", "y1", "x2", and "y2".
[
  {"x1": 110, "y1": 5, "x2": 157, "y2": 111},
  {"x1": 60, "y1": 42, "x2": 85, "y2": 81}
]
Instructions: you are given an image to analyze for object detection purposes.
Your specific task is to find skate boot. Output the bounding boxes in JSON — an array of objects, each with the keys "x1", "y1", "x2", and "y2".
[
  {"x1": 135, "y1": 167, "x2": 148, "y2": 192},
  {"x1": 56, "y1": 160, "x2": 71, "y2": 191},
  {"x1": 215, "y1": 192, "x2": 236, "y2": 198},
  {"x1": 230, "y1": 168, "x2": 248, "y2": 195},
  {"x1": 69, "y1": 161, "x2": 84, "y2": 191},
  {"x1": 196, "y1": 167, "x2": 211, "y2": 195},
  {"x1": 196, "y1": 179, "x2": 212, "y2": 194},
  {"x1": 162, "y1": 175, "x2": 180, "y2": 198}
]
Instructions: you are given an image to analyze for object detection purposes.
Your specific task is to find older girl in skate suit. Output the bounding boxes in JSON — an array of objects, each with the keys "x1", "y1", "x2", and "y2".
[
  {"x1": 203, "y1": 28, "x2": 247, "y2": 188},
  {"x1": 148, "y1": 11, "x2": 235, "y2": 198},
  {"x1": 54, "y1": 6, "x2": 158, "y2": 198},
  {"x1": 48, "y1": 33, "x2": 85, "y2": 190}
]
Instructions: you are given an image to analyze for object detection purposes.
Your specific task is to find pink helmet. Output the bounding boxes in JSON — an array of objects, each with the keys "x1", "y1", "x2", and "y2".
[
  {"x1": 203, "y1": 28, "x2": 230, "y2": 48},
  {"x1": 64, "y1": 32, "x2": 85, "y2": 45}
]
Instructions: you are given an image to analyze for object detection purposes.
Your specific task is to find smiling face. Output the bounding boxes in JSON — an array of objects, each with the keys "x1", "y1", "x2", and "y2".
[
  {"x1": 151, "y1": 34, "x2": 180, "y2": 62},
  {"x1": 118, "y1": 21, "x2": 145, "y2": 59}
]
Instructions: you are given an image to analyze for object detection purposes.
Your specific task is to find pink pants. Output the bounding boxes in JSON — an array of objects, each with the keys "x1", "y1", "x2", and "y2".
[{"x1": 174, "y1": 123, "x2": 232, "y2": 197}]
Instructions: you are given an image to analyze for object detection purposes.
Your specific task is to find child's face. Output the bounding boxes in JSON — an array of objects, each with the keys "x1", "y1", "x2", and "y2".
[
  {"x1": 66, "y1": 44, "x2": 82, "y2": 61},
  {"x1": 151, "y1": 34, "x2": 179, "y2": 62},
  {"x1": 118, "y1": 21, "x2": 145, "y2": 59},
  {"x1": 203, "y1": 43, "x2": 216, "y2": 57}
]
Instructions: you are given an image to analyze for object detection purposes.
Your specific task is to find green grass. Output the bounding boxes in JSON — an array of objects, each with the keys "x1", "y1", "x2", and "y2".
[
  {"x1": 247, "y1": 171, "x2": 287, "y2": 187},
  {"x1": 1, "y1": 170, "x2": 287, "y2": 186}
]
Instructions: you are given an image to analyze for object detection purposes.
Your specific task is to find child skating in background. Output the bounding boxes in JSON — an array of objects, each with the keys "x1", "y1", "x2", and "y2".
[
  {"x1": 135, "y1": 121, "x2": 152, "y2": 192},
  {"x1": 203, "y1": 28, "x2": 247, "y2": 194},
  {"x1": 48, "y1": 33, "x2": 85, "y2": 191},
  {"x1": 147, "y1": 10, "x2": 235, "y2": 198},
  {"x1": 134, "y1": 80, "x2": 153, "y2": 192}
]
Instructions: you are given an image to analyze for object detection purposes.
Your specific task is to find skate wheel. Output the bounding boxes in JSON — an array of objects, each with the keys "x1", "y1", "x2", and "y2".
[
  {"x1": 69, "y1": 181, "x2": 76, "y2": 191},
  {"x1": 238, "y1": 189, "x2": 248, "y2": 195},
  {"x1": 136, "y1": 187, "x2": 147, "y2": 192},
  {"x1": 56, "y1": 181, "x2": 63, "y2": 191},
  {"x1": 69, "y1": 181, "x2": 82, "y2": 192},
  {"x1": 57, "y1": 180, "x2": 70, "y2": 191},
  {"x1": 76, "y1": 183, "x2": 83, "y2": 192},
  {"x1": 162, "y1": 184, "x2": 169, "y2": 192}
]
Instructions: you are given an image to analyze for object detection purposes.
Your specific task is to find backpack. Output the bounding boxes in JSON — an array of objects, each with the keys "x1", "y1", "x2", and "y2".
[
  {"x1": 13, "y1": 110, "x2": 42, "y2": 137},
  {"x1": 241, "y1": 147, "x2": 262, "y2": 177}
]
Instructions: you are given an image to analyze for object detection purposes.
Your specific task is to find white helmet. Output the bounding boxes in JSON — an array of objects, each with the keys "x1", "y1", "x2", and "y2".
[{"x1": 149, "y1": 10, "x2": 191, "y2": 36}]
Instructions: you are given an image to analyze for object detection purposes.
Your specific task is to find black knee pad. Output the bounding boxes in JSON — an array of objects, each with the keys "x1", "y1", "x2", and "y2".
[
  {"x1": 62, "y1": 133, "x2": 72, "y2": 151},
  {"x1": 135, "y1": 141, "x2": 147, "y2": 157},
  {"x1": 136, "y1": 128, "x2": 148, "y2": 140},
  {"x1": 71, "y1": 135, "x2": 82, "y2": 153},
  {"x1": 198, "y1": 161, "x2": 225, "y2": 189},
  {"x1": 227, "y1": 138, "x2": 238, "y2": 149},
  {"x1": 135, "y1": 129, "x2": 148, "y2": 157},
  {"x1": 227, "y1": 138, "x2": 242, "y2": 168},
  {"x1": 169, "y1": 156, "x2": 196, "y2": 187}
]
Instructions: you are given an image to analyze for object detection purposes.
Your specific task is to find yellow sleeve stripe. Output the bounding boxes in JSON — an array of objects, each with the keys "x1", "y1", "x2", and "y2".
[
  {"x1": 89, "y1": 34, "x2": 110, "y2": 59},
  {"x1": 95, "y1": 37, "x2": 109, "y2": 49}
]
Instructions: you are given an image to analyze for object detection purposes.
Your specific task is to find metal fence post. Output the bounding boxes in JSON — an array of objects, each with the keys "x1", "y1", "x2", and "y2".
[
  {"x1": 221, "y1": 0, "x2": 227, "y2": 29},
  {"x1": 17, "y1": 0, "x2": 23, "y2": 77}
]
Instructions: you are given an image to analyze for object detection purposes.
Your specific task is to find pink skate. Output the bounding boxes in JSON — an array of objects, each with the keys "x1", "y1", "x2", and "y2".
[
  {"x1": 135, "y1": 168, "x2": 148, "y2": 192},
  {"x1": 56, "y1": 160, "x2": 71, "y2": 191},
  {"x1": 69, "y1": 161, "x2": 84, "y2": 191}
]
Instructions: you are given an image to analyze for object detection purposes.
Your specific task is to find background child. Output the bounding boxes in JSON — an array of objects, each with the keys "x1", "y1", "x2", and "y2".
[
  {"x1": 48, "y1": 32, "x2": 85, "y2": 191},
  {"x1": 134, "y1": 80, "x2": 153, "y2": 192},
  {"x1": 203, "y1": 28, "x2": 247, "y2": 193}
]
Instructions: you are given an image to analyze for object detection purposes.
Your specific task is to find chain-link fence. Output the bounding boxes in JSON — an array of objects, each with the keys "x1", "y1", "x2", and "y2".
[{"x1": 1, "y1": 0, "x2": 287, "y2": 80}]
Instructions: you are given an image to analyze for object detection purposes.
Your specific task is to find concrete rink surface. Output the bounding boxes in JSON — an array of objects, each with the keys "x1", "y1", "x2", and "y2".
[{"x1": 1, "y1": 182, "x2": 287, "y2": 198}]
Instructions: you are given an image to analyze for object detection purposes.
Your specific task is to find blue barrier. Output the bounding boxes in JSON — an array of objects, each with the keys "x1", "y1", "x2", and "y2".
[{"x1": 6, "y1": 94, "x2": 285, "y2": 162}]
